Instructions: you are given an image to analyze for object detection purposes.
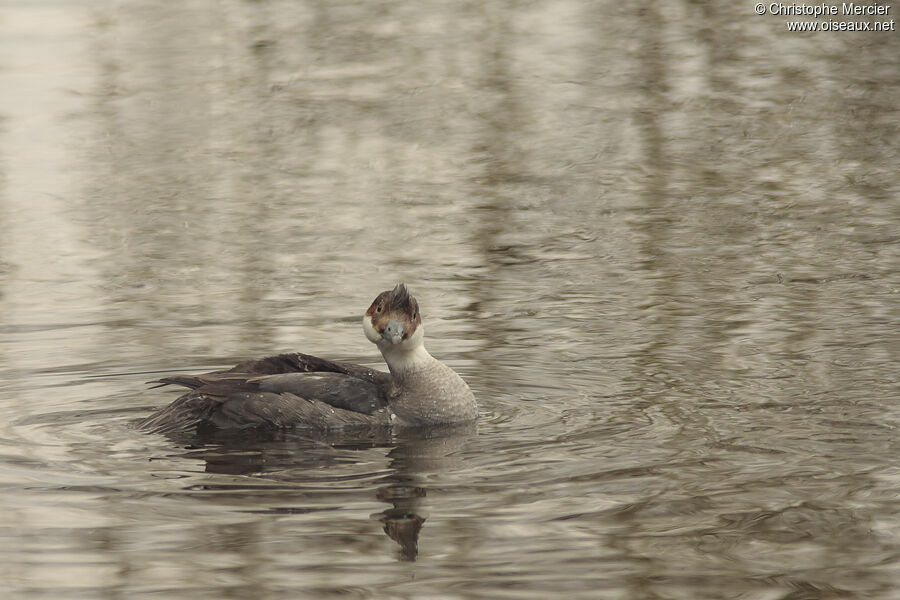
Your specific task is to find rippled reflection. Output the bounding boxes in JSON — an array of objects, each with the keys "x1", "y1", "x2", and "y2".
[
  {"x1": 156, "y1": 425, "x2": 475, "y2": 563},
  {"x1": 0, "y1": 0, "x2": 897, "y2": 598}
]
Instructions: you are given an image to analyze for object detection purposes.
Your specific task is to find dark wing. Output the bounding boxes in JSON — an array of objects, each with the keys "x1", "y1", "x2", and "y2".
[
  {"x1": 138, "y1": 385, "x2": 392, "y2": 433},
  {"x1": 148, "y1": 352, "x2": 390, "y2": 389},
  {"x1": 252, "y1": 372, "x2": 388, "y2": 414},
  {"x1": 139, "y1": 353, "x2": 392, "y2": 433}
]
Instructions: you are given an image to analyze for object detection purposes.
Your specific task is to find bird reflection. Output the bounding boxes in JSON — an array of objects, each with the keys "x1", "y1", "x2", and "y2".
[
  {"x1": 157, "y1": 423, "x2": 475, "y2": 561},
  {"x1": 375, "y1": 481, "x2": 427, "y2": 561},
  {"x1": 370, "y1": 425, "x2": 473, "y2": 560}
]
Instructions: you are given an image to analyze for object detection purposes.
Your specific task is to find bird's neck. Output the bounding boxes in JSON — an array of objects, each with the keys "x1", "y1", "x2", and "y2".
[{"x1": 380, "y1": 343, "x2": 434, "y2": 378}]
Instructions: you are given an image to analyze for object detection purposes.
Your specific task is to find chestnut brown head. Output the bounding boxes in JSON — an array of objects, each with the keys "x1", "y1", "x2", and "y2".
[{"x1": 364, "y1": 283, "x2": 422, "y2": 346}]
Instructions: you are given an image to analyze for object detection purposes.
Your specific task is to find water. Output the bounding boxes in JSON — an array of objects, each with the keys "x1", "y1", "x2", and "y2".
[{"x1": 1, "y1": 1, "x2": 898, "y2": 598}]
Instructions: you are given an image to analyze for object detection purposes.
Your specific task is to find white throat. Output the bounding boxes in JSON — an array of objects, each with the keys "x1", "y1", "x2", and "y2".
[
  {"x1": 379, "y1": 343, "x2": 434, "y2": 377},
  {"x1": 363, "y1": 315, "x2": 434, "y2": 376}
]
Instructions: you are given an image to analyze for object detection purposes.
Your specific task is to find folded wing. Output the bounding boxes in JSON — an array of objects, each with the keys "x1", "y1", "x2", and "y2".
[{"x1": 139, "y1": 353, "x2": 392, "y2": 433}]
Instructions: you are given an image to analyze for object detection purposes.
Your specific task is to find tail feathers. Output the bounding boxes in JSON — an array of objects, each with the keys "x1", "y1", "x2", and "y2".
[
  {"x1": 146, "y1": 373, "x2": 263, "y2": 391},
  {"x1": 146, "y1": 375, "x2": 207, "y2": 390}
]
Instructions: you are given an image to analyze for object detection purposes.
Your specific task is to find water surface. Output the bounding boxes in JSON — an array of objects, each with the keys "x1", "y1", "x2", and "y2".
[{"x1": 0, "y1": 1, "x2": 898, "y2": 598}]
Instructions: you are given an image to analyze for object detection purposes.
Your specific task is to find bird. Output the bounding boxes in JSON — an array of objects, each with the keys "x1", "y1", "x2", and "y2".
[{"x1": 138, "y1": 284, "x2": 477, "y2": 433}]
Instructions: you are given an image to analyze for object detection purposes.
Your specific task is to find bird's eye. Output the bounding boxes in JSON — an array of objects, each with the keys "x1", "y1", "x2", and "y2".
[{"x1": 376, "y1": 304, "x2": 383, "y2": 313}]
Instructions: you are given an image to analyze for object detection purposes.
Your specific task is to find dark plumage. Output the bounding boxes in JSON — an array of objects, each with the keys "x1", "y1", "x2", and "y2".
[{"x1": 139, "y1": 353, "x2": 391, "y2": 433}]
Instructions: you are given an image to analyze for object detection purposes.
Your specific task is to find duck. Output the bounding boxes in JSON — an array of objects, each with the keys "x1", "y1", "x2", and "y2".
[{"x1": 138, "y1": 284, "x2": 478, "y2": 432}]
